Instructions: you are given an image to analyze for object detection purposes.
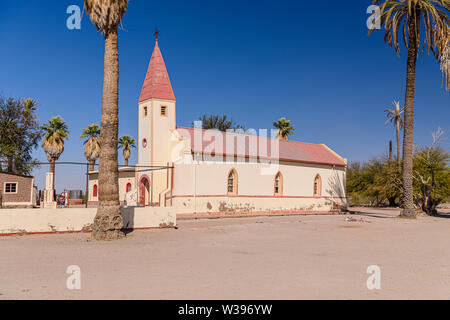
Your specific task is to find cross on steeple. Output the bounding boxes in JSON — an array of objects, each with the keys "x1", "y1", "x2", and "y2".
[{"x1": 154, "y1": 28, "x2": 160, "y2": 40}]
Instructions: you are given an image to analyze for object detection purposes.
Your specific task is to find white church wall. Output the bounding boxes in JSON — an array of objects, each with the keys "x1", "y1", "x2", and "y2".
[
  {"x1": 137, "y1": 98, "x2": 175, "y2": 204},
  {"x1": 170, "y1": 158, "x2": 347, "y2": 214},
  {"x1": 88, "y1": 171, "x2": 137, "y2": 205},
  {"x1": 138, "y1": 101, "x2": 152, "y2": 167}
]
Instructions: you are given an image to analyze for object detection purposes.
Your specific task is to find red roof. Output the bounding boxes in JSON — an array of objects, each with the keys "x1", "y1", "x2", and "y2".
[
  {"x1": 176, "y1": 127, "x2": 346, "y2": 167},
  {"x1": 139, "y1": 39, "x2": 176, "y2": 102}
]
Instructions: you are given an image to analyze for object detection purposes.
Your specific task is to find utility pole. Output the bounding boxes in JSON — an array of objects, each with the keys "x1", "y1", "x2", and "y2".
[
  {"x1": 85, "y1": 163, "x2": 89, "y2": 208},
  {"x1": 389, "y1": 140, "x2": 393, "y2": 162}
]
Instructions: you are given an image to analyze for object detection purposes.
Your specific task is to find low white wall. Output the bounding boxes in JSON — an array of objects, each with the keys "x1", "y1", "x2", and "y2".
[
  {"x1": 0, "y1": 207, "x2": 177, "y2": 235},
  {"x1": 172, "y1": 196, "x2": 347, "y2": 214}
]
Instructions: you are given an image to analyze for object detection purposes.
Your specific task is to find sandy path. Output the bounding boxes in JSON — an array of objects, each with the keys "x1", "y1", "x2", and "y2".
[{"x1": 1, "y1": 208, "x2": 450, "y2": 299}]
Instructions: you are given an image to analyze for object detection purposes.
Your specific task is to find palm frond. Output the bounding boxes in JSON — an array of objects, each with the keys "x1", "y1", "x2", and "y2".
[{"x1": 84, "y1": 0, "x2": 129, "y2": 35}]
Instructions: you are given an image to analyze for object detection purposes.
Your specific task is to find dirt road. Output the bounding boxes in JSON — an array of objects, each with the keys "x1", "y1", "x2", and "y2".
[{"x1": 1, "y1": 208, "x2": 449, "y2": 299}]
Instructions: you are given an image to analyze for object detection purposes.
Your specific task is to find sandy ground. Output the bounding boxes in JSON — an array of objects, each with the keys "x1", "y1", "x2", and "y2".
[{"x1": 1, "y1": 207, "x2": 450, "y2": 300}]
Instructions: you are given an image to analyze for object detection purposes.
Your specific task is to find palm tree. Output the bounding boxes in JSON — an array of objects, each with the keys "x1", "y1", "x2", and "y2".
[
  {"x1": 81, "y1": 124, "x2": 101, "y2": 170},
  {"x1": 197, "y1": 114, "x2": 243, "y2": 132},
  {"x1": 440, "y1": 32, "x2": 450, "y2": 90},
  {"x1": 273, "y1": 118, "x2": 295, "y2": 140},
  {"x1": 41, "y1": 116, "x2": 69, "y2": 188},
  {"x1": 370, "y1": 0, "x2": 449, "y2": 218},
  {"x1": 85, "y1": 0, "x2": 129, "y2": 240},
  {"x1": 384, "y1": 101, "x2": 404, "y2": 167},
  {"x1": 118, "y1": 135, "x2": 136, "y2": 166}
]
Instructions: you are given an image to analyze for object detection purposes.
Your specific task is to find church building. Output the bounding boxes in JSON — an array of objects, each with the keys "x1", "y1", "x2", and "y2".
[{"x1": 88, "y1": 39, "x2": 348, "y2": 215}]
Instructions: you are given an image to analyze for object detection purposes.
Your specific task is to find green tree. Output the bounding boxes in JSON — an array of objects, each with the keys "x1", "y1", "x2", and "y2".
[
  {"x1": 347, "y1": 157, "x2": 401, "y2": 207},
  {"x1": 374, "y1": 161, "x2": 402, "y2": 206},
  {"x1": 273, "y1": 118, "x2": 295, "y2": 140},
  {"x1": 85, "y1": 0, "x2": 129, "y2": 240},
  {"x1": 41, "y1": 116, "x2": 69, "y2": 187},
  {"x1": 81, "y1": 124, "x2": 101, "y2": 170},
  {"x1": 413, "y1": 128, "x2": 449, "y2": 215},
  {"x1": 370, "y1": 0, "x2": 449, "y2": 218},
  {"x1": 0, "y1": 97, "x2": 42, "y2": 175},
  {"x1": 384, "y1": 101, "x2": 404, "y2": 167},
  {"x1": 118, "y1": 135, "x2": 136, "y2": 167}
]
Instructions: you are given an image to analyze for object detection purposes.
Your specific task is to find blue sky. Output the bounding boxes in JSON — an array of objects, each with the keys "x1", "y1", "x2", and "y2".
[{"x1": 0, "y1": 0, "x2": 448, "y2": 192}]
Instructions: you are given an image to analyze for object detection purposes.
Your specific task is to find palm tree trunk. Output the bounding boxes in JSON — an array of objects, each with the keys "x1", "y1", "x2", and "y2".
[
  {"x1": 93, "y1": 30, "x2": 124, "y2": 240},
  {"x1": 125, "y1": 158, "x2": 128, "y2": 167},
  {"x1": 89, "y1": 161, "x2": 95, "y2": 171},
  {"x1": 401, "y1": 12, "x2": 420, "y2": 218},
  {"x1": 396, "y1": 121, "x2": 401, "y2": 167},
  {"x1": 50, "y1": 159, "x2": 55, "y2": 188}
]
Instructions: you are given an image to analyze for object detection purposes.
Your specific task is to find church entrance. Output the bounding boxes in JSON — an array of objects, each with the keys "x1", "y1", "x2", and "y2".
[{"x1": 139, "y1": 176, "x2": 150, "y2": 206}]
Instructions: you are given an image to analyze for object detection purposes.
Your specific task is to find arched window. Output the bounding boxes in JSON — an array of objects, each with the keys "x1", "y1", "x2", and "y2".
[
  {"x1": 93, "y1": 184, "x2": 98, "y2": 197},
  {"x1": 314, "y1": 175, "x2": 322, "y2": 197},
  {"x1": 126, "y1": 183, "x2": 132, "y2": 193},
  {"x1": 274, "y1": 172, "x2": 283, "y2": 196},
  {"x1": 227, "y1": 169, "x2": 238, "y2": 196}
]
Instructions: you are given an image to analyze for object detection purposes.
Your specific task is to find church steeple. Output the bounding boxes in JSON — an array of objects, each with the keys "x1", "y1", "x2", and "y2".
[{"x1": 139, "y1": 39, "x2": 176, "y2": 102}]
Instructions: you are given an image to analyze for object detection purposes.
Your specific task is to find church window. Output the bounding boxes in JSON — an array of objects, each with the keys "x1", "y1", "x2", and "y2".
[
  {"x1": 227, "y1": 169, "x2": 238, "y2": 196},
  {"x1": 143, "y1": 106, "x2": 148, "y2": 117},
  {"x1": 274, "y1": 172, "x2": 283, "y2": 196},
  {"x1": 314, "y1": 175, "x2": 322, "y2": 197},
  {"x1": 126, "y1": 183, "x2": 132, "y2": 193},
  {"x1": 142, "y1": 139, "x2": 147, "y2": 148},
  {"x1": 160, "y1": 106, "x2": 167, "y2": 117},
  {"x1": 93, "y1": 184, "x2": 98, "y2": 197}
]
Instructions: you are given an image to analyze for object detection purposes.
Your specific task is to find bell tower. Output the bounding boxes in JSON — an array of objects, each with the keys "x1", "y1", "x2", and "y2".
[{"x1": 137, "y1": 37, "x2": 176, "y2": 205}]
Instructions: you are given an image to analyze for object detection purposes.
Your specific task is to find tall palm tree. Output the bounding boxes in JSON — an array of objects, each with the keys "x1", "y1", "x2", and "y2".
[
  {"x1": 41, "y1": 116, "x2": 69, "y2": 188},
  {"x1": 384, "y1": 101, "x2": 404, "y2": 167},
  {"x1": 81, "y1": 124, "x2": 101, "y2": 170},
  {"x1": 370, "y1": 0, "x2": 449, "y2": 218},
  {"x1": 273, "y1": 118, "x2": 295, "y2": 140},
  {"x1": 85, "y1": 0, "x2": 129, "y2": 240},
  {"x1": 118, "y1": 135, "x2": 135, "y2": 166}
]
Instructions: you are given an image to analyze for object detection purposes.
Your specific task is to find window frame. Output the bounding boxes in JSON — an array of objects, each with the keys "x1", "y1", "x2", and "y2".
[
  {"x1": 274, "y1": 172, "x2": 283, "y2": 196},
  {"x1": 313, "y1": 174, "x2": 322, "y2": 197},
  {"x1": 143, "y1": 106, "x2": 148, "y2": 118},
  {"x1": 93, "y1": 184, "x2": 98, "y2": 197},
  {"x1": 4, "y1": 182, "x2": 18, "y2": 194},
  {"x1": 160, "y1": 106, "x2": 168, "y2": 117},
  {"x1": 227, "y1": 169, "x2": 238, "y2": 196}
]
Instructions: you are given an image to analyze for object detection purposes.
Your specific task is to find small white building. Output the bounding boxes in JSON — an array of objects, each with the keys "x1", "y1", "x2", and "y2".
[{"x1": 88, "y1": 39, "x2": 348, "y2": 215}]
